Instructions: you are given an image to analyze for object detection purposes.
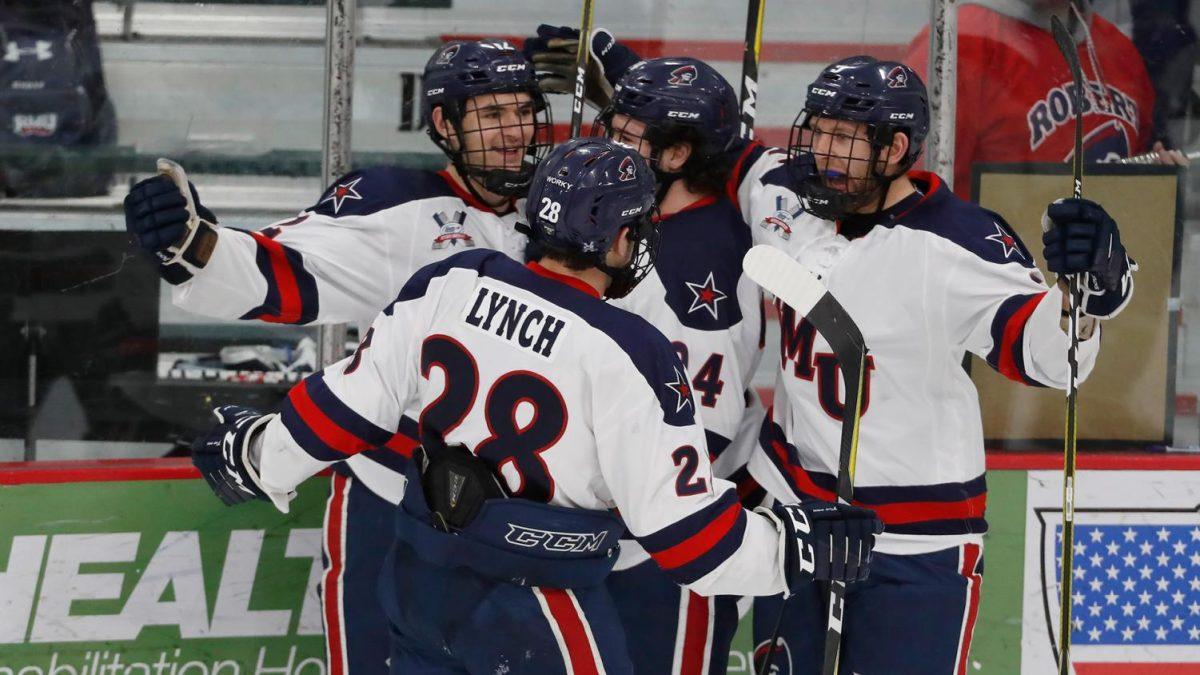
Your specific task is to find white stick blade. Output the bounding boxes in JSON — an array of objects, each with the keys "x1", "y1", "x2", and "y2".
[{"x1": 742, "y1": 244, "x2": 826, "y2": 315}]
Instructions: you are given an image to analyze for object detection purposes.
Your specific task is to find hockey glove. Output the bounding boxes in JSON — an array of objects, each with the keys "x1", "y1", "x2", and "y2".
[
  {"x1": 191, "y1": 405, "x2": 274, "y2": 506},
  {"x1": 1041, "y1": 197, "x2": 1137, "y2": 319},
  {"x1": 522, "y1": 25, "x2": 640, "y2": 107},
  {"x1": 124, "y1": 159, "x2": 219, "y2": 284},
  {"x1": 759, "y1": 500, "x2": 883, "y2": 592}
]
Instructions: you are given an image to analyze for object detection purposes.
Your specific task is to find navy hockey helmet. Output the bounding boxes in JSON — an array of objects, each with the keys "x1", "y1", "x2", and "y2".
[
  {"x1": 524, "y1": 137, "x2": 659, "y2": 299},
  {"x1": 594, "y1": 57, "x2": 738, "y2": 185},
  {"x1": 788, "y1": 56, "x2": 930, "y2": 219},
  {"x1": 422, "y1": 39, "x2": 553, "y2": 199}
]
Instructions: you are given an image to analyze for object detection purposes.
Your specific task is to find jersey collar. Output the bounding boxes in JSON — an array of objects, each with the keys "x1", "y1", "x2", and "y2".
[
  {"x1": 526, "y1": 261, "x2": 602, "y2": 298},
  {"x1": 654, "y1": 195, "x2": 718, "y2": 222},
  {"x1": 835, "y1": 170, "x2": 945, "y2": 239},
  {"x1": 437, "y1": 169, "x2": 514, "y2": 216}
]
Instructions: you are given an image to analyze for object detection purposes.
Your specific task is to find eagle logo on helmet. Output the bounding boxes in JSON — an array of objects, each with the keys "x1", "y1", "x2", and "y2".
[
  {"x1": 668, "y1": 64, "x2": 698, "y2": 86},
  {"x1": 618, "y1": 155, "x2": 637, "y2": 182},
  {"x1": 436, "y1": 44, "x2": 460, "y2": 65},
  {"x1": 885, "y1": 65, "x2": 908, "y2": 89}
]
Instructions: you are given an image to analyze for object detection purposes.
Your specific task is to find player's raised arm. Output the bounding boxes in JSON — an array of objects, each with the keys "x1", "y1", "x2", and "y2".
[
  {"x1": 950, "y1": 200, "x2": 1134, "y2": 390},
  {"x1": 124, "y1": 163, "x2": 433, "y2": 325}
]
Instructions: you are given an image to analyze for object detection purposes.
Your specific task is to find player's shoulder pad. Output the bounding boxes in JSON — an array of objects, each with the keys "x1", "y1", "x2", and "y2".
[
  {"x1": 388, "y1": 248, "x2": 503, "y2": 311},
  {"x1": 308, "y1": 166, "x2": 455, "y2": 219},
  {"x1": 898, "y1": 172, "x2": 1037, "y2": 268},
  {"x1": 655, "y1": 198, "x2": 751, "y2": 330},
  {"x1": 723, "y1": 139, "x2": 787, "y2": 208},
  {"x1": 586, "y1": 309, "x2": 698, "y2": 428}
]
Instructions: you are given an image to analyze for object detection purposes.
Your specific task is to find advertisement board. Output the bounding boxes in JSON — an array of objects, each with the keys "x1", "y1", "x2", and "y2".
[{"x1": 0, "y1": 462, "x2": 326, "y2": 675}]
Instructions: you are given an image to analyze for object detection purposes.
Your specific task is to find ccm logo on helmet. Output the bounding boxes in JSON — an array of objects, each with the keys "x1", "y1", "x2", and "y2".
[
  {"x1": 888, "y1": 112, "x2": 915, "y2": 120},
  {"x1": 426, "y1": 88, "x2": 445, "y2": 96},
  {"x1": 620, "y1": 206, "x2": 644, "y2": 217},
  {"x1": 811, "y1": 87, "x2": 836, "y2": 97},
  {"x1": 495, "y1": 63, "x2": 527, "y2": 72},
  {"x1": 667, "y1": 110, "x2": 700, "y2": 120}
]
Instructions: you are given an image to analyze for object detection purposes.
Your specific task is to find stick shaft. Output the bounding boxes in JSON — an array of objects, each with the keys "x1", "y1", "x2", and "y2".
[{"x1": 569, "y1": 0, "x2": 595, "y2": 138}]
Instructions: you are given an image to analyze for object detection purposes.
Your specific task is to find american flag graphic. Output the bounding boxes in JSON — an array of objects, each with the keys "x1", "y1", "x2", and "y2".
[{"x1": 1039, "y1": 509, "x2": 1200, "y2": 673}]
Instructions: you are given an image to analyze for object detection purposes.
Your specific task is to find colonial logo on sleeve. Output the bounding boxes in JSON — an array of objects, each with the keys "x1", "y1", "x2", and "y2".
[
  {"x1": 320, "y1": 176, "x2": 363, "y2": 215},
  {"x1": 432, "y1": 210, "x2": 475, "y2": 249}
]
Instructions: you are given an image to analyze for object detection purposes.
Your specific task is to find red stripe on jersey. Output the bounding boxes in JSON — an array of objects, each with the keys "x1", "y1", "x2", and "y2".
[
  {"x1": 541, "y1": 589, "x2": 601, "y2": 675},
  {"x1": 288, "y1": 380, "x2": 370, "y2": 456},
  {"x1": 680, "y1": 592, "x2": 711, "y2": 675},
  {"x1": 527, "y1": 261, "x2": 601, "y2": 298},
  {"x1": 650, "y1": 501, "x2": 742, "y2": 570},
  {"x1": 322, "y1": 474, "x2": 349, "y2": 675},
  {"x1": 436, "y1": 170, "x2": 511, "y2": 215},
  {"x1": 894, "y1": 171, "x2": 943, "y2": 219},
  {"x1": 956, "y1": 543, "x2": 984, "y2": 675},
  {"x1": 725, "y1": 140, "x2": 764, "y2": 210},
  {"x1": 249, "y1": 231, "x2": 303, "y2": 323},
  {"x1": 770, "y1": 440, "x2": 988, "y2": 525},
  {"x1": 998, "y1": 293, "x2": 1047, "y2": 383},
  {"x1": 385, "y1": 432, "x2": 418, "y2": 458}
]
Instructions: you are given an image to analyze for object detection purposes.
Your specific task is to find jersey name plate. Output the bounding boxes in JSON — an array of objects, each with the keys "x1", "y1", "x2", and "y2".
[{"x1": 462, "y1": 282, "x2": 570, "y2": 360}]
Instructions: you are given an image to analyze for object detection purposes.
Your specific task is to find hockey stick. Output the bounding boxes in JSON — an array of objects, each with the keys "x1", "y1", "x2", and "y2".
[
  {"x1": 1119, "y1": 149, "x2": 1200, "y2": 165},
  {"x1": 569, "y1": 0, "x2": 596, "y2": 138},
  {"x1": 1049, "y1": 14, "x2": 1083, "y2": 675},
  {"x1": 737, "y1": 0, "x2": 766, "y2": 139},
  {"x1": 743, "y1": 245, "x2": 868, "y2": 675}
]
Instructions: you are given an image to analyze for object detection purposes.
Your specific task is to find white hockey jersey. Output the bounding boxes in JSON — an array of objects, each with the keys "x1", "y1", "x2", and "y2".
[
  {"x1": 252, "y1": 249, "x2": 790, "y2": 597},
  {"x1": 170, "y1": 167, "x2": 529, "y2": 502},
  {"x1": 747, "y1": 171, "x2": 1102, "y2": 555}
]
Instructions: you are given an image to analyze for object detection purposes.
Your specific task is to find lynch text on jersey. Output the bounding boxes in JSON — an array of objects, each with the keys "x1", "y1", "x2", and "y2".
[{"x1": 462, "y1": 283, "x2": 569, "y2": 359}]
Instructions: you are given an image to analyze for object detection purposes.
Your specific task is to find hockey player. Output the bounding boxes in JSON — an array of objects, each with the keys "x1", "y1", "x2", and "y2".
[
  {"x1": 589, "y1": 57, "x2": 771, "y2": 675},
  {"x1": 188, "y1": 137, "x2": 884, "y2": 675},
  {"x1": 123, "y1": 39, "x2": 552, "y2": 675},
  {"x1": 748, "y1": 56, "x2": 1136, "y2": 673}
]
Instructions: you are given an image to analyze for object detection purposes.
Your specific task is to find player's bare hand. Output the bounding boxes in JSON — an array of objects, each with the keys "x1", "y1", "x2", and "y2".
[{"x1": 1151, "y1": 141, "x2": 1189, "y2": 167}]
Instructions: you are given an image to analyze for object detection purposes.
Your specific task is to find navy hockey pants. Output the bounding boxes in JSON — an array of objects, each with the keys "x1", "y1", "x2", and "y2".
[
  {"x1": 319, "y1": 472, "x2": 394, "y2": 675},
  {"x1": 382, "y1": 540, "x2": 632, "y2": 674},
  {"x1": 607, "y1": 558, "x2": 741, "y2": 675},
  {"x1": 752, "y1": 543, "x2": 984, "y2": 675}
]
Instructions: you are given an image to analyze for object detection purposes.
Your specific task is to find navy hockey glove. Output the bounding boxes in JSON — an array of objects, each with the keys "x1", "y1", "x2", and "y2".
[
  {"x1": 522, "y1": 25, "x2": 639, "y2": 105},
  {"x1": 124, "y1": 163, "x2": 219, "y2": 284},
  {"x1": 1041, "y1": 197, "x2": 1137, "y2": 319},
  {"x1": 191, "y1": 405, "x2": 273, "y2": 506},
  {"x1": 760, "y1": 500, "x2": 883, "y2": 591}
]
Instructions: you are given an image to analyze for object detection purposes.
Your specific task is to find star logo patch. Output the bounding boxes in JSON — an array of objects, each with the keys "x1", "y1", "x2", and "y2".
[
  {"x1": 685, "y1": 271, "x2": 728, "y2": 319},
  {"x1": 665, "y1": 366, "x2": 693, "y2": 413},
  {"x1": 985, "y1": 222, "x2": 1024, "y2": 260},
  {"x1": 320, "y1": 177, "x2": 363, "y2": 215}
]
